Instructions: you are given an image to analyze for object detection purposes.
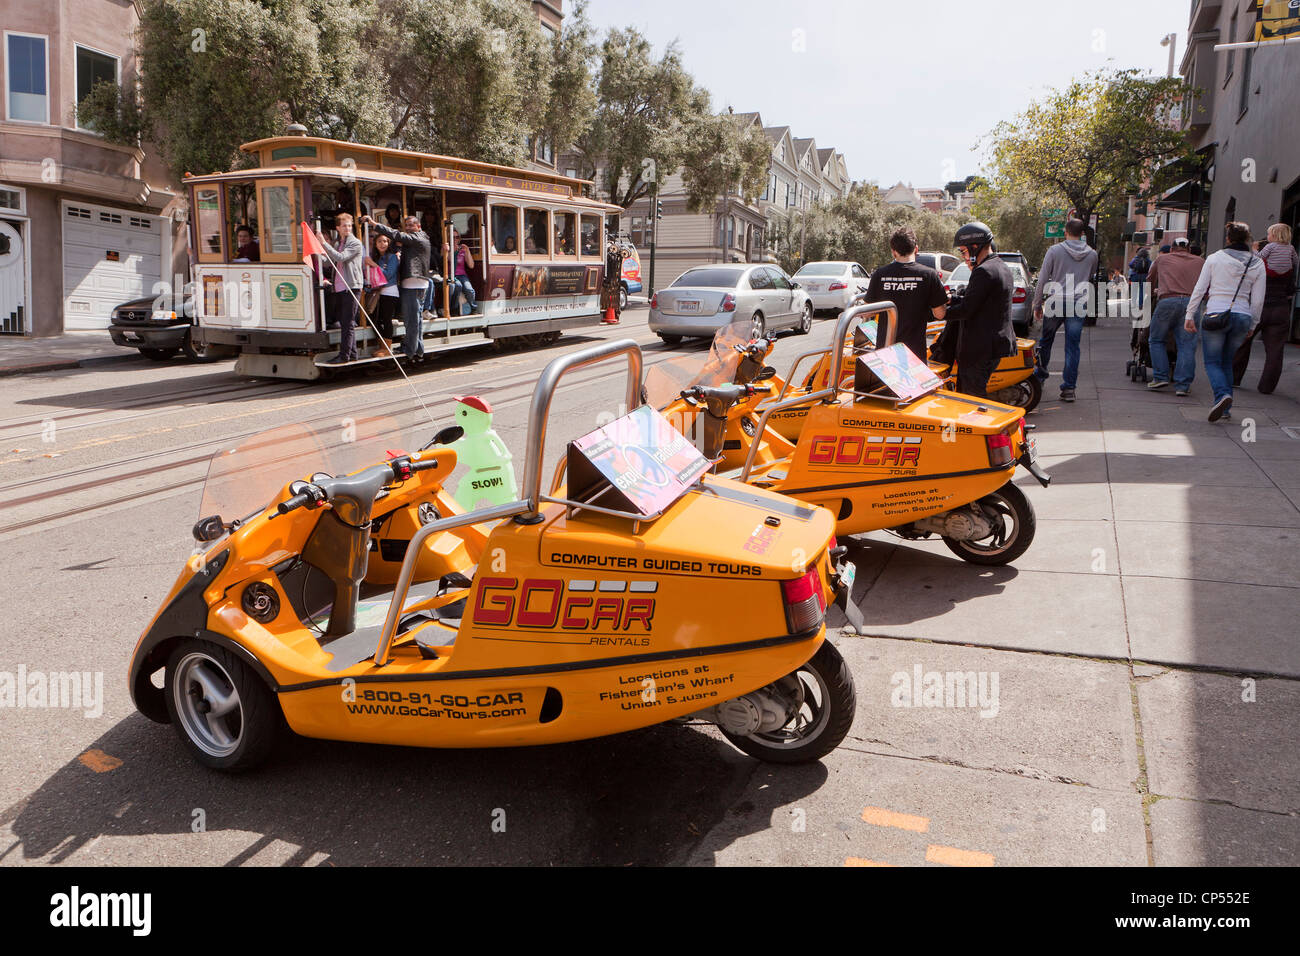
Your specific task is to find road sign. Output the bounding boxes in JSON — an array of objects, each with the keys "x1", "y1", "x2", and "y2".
[
  {"x1": 1042, "y1": 208, "x2": 1066, "y2": 218},
  {"x1": 1045, "y1": 220, "x2": 1066, "y2": 239}
]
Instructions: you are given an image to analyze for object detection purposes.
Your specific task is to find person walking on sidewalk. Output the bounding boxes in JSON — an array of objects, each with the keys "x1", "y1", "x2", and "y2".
[
  {"x1": 941, "y1": 221, "x2": 1016, "y2": 399},
  {"x1": 1232, "y1": 223, "x2": 1298, "y2": 394},
  {"x1": 1184, "y1": 222, "x2": 1266, "y2": 422},
  {"x1": 1145, "y1": 237, "x2": 1203, "y2": 395},
  {"x1": 1129, "y1": 247, "x2": 1152, "y2": 312},
  {"x1": 1032, "y1": 218, "x2": 1097, "y2": 403}
]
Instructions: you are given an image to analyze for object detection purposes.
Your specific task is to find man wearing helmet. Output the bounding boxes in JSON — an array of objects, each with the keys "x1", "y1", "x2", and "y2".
[{"x1": 939, "y1": 221, "x2": 1017, "y2": 398}]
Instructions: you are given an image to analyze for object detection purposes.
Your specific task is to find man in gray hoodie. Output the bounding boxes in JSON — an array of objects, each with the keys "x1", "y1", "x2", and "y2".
[{"x1": 1032, "y1": 219, "x2": 1098, "y2": 402}]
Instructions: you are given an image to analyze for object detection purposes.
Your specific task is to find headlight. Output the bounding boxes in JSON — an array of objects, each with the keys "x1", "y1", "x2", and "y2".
[{"x1": 151, "y1": 310, "x2": 177, "y2": 322}]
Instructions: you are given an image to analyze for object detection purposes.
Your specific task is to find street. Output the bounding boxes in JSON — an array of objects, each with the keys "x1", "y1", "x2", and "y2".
[{"x1": 1, "y1": 304, "x2": 1296, "y2": 867}]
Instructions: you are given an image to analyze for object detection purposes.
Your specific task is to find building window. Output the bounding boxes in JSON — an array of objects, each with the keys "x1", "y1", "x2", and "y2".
[
  {"x1": 1225, "y1": 9, "x2": 1238, "y2": 84},
  {"x1": 1237, "y1": 17, "x2": 1254, "y2": 117},
  {"x1": 5, "y1": 33, "x2": 48, "y2": 123},
  {"x1": 75, "y1": 45, "x2": 119, "y2": 132},
  {"x1": 0, "y1": 185, "x2": 24, "y2": 213}
]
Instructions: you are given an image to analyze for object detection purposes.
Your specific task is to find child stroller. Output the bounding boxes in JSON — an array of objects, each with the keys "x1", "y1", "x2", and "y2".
[{"x1": 1126, "y1": 307, "x2": 1152, "y2": 382}]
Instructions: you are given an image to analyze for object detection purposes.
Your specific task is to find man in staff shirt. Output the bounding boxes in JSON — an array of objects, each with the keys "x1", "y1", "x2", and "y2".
[{"x1": 865, "y1": 226, "x2": 948, "y2": 362}]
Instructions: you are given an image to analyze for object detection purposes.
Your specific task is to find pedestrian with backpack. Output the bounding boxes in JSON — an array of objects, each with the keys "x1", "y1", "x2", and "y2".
[{"x1": 1129, "y1": 247, "x2": 1152, "y2": 313}]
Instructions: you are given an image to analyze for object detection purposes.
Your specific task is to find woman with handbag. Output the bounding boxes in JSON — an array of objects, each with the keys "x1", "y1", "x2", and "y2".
[
  {"x1": 365, "y1": 233, "x2": 400, "y2": 352},
  {"x1": 1184, "y1": 222, "x2": 1267, "y2": 422}
]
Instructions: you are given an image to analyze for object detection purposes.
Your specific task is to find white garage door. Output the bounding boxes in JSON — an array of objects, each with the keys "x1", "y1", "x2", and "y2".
[{"x1": 62, "y1": 202, "x2": 163, "y2": 330}]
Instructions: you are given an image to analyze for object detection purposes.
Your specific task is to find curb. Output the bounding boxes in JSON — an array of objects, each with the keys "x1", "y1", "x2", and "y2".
[{"x1": 0, "y1": 352, "x2": 140, "y2": 379}]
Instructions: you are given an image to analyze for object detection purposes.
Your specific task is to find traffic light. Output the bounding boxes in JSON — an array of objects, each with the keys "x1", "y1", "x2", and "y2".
[{"x1": 655, "y1": 200, "x2": 663, "y2": 220}]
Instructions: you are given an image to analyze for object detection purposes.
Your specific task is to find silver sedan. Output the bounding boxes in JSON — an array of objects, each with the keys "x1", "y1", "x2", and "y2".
[{"x1": 649, "y1": 264, "x2": 813, "y2": 345}]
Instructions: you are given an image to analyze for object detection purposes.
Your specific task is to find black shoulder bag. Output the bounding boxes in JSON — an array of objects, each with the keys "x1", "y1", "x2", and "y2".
[{"x1": 1202, "y1": 259, "x2": 1253, "y2": 332}]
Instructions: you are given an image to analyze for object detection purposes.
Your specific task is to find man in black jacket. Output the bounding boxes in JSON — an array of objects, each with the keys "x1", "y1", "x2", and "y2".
[
  {"x1": 939, "y1": 221, "x2": 1016, "y2": 399},
  {"x1": 362, "y1": 214, "x2": 432, "y2": 360}
]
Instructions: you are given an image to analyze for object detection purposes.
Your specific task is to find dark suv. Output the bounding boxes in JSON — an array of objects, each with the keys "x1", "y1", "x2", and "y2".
[{"x1": 109, "y1": 288, "x2": 223, "y2": 362}]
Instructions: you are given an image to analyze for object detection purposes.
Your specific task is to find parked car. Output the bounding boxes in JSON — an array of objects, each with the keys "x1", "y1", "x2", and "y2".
[
  {"x1": 995, "y1": 251, "x2": 1035, "y2": 279},
  {"x1": 792, "y1": 261, "x2": 871, "y2": 314},
  {"x1": 617, "y1": 237, "x2": 642, "y2": 309},
  {"x1": 946, "y1": 260, "x2": 1036, "y2": 336},
  {"x1": 916, "y1": 251, "x2": 962, "y2": 282},
  {"x1": 108, "y1": 287, "x2": 225, "y2": 361},
  {"x1": 649, "y1": 264, "x2": 813, "y2": 345}
]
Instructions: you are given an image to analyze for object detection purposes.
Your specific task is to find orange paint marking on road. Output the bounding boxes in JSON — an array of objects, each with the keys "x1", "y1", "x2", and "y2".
[
  {"x1": 861, "y1": 806, "x2": 929, "y2": 832},
  {"x1": 79, "y1": 749, "x2": 123, "y2": 773},
  {"x1": 926, "y1": 844, "x2": 994, "y2": 867},
  {"x1": 845, "y1": 857, "x2": 896, "y2": 866}
]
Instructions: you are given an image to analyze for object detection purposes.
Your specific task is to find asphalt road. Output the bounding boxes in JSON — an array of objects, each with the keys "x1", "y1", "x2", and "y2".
[{"x1": 1, "y1": 306, "x2": 1293, "y2": 868}]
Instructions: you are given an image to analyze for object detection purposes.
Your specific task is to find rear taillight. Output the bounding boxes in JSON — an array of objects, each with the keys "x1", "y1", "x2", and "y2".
[
  {"x1": 650, "y1": 293, "x2": 658, "y2": 310},
  {"x1": 828, "y1": 281, "x2": 847, "y2": 291},
  {"x1": 1012, "y1": 287, "x2": 1027, "y2": 303},
  {"x1": 720, "y1": 292, "x2": 736, "y2": 313},
  {"x1": 1021, "y1": 345, "x2": 1035, "y2": 366},
  {"x1": 781, "y1": 568, "x2": 826, "y2": 634},
  {"x1": 986, "y1": 430, "x2": 1015, "y2": 467}
]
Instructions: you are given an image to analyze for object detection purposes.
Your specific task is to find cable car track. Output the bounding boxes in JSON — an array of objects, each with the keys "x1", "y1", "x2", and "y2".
[{"x1": 0, "y1": 341, "x2": 689, "y2": 536}]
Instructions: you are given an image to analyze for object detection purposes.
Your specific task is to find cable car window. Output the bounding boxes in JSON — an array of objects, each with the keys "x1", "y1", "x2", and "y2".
[
  {"x1": 491, "y1": 205, "x2": 519, "y2": 256},
  {"x1": 523, "y1": 208, "x2": 549, "y2": 255}
]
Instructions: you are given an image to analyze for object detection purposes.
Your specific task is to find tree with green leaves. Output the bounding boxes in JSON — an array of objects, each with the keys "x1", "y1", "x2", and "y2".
[
  {"x1": 378, "y1": 0, "x2": 553, "y2": 164},
  {"x1": 968, "y1": 181, "x2": 1059, "y2": 271},
  {"x1": 982, "y1": 68, "x2": 1194, "y2": 237},
  {"x1": 79, "y1": 0, "x2": 391, "y2": 177},
  {"x1": 571, "y1": 28, "x2": 709, "y2": 209},
  {"x1": 678, "y1": 110, "x2": 771, "y2": 211}
]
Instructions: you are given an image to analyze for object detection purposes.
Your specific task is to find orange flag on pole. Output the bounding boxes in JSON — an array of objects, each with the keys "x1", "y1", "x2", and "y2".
[{"x1": 302, "y1": 221, "x2": 327, "y2": 264}]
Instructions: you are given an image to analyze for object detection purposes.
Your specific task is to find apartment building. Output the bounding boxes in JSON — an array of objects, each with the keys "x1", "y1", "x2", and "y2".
[
  {"x1": 0, "y1": 0, "x2": 187, "y2": 336},
  {"x1": 1164, "y1": 0, "x2": 1300, "y2": 338}
]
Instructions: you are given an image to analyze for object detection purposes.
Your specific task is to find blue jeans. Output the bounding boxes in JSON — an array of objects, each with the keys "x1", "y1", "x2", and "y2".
[
  {"x1": 451, "y1": 275, "x2": 476, "y2": 315},
  {"x1": 1148, "y1": 296, "x2": 1197, "y2": 389},
  {"x1": 1199, "y1": 311, "x2": 1253, "y2": 404},
  {"x1": 399, "y1": 285, "x2": 426, "y2": 357},
  {"x1": 1035, "y1": 311, "x2": 1084, "y2": 390}
]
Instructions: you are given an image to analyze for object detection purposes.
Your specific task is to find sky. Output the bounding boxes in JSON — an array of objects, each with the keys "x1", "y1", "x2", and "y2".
[{"x1": 582, "y1": 0, "x2": 1194, "y2": 189}]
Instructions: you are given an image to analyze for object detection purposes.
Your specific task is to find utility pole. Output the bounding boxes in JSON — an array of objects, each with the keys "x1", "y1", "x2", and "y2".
[
  {"x1": 1161, "y1": 33, "x2": 1177, "y2": 78},
  {"x1": 648, "y1": 181, "x2": 658, "y2": 298}
]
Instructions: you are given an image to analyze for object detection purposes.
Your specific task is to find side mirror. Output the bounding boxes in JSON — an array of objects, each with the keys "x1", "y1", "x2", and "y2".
[
  {"x1": 193, "y1": 515, "x2": 225, "y2": 542},
  {"x1": 789, "y1": 281, "x2": 800, "y2": 289},
  {"x1": 423, "y1": 425, "x2": 464, "y2": 449}
]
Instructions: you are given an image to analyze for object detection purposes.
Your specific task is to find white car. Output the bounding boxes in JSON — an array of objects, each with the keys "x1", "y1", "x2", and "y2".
[
  {"x1": 916, "y1": 251, "x2": 962, "y2": 283},
  {"x1": 792, "y1": 261, "x2": 871, "y2": 314}
]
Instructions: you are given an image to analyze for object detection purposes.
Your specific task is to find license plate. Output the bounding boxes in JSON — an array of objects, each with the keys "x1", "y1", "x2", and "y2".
[
  {"x1": 1026, "y1": 437, "x2": 1038, "y2": 464},
  {"x1": 837, "y1": 561, "x2": 856, "y2": 591},
  {"x1": 676, "y1": 299, "x2": 701, "y2": 314},
  {"x1": 125, "y1": 333, "x2": 143, "y2": 343}
]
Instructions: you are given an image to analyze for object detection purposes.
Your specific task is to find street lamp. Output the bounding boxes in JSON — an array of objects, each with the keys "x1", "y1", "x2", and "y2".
[{"x1": 1160, "y1": 33, "x2": 1177, "y2": 78}]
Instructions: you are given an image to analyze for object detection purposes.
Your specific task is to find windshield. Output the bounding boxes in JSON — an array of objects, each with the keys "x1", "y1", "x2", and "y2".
[
  {"x1": 198, "y1": 414, "x2": 419, "y2": 527},
  {"x1": 794, "y1": 263, "x2": 846, "y2": 276},
  {"x1": 642, "y1": 318, "x2": 753, "y2": 409},
  {"x1": 949, "y1": 263, "x2": 971, "y2": 283},
  {"x1": 671, "y1": 268, "x2": 743, "y2": 289}
]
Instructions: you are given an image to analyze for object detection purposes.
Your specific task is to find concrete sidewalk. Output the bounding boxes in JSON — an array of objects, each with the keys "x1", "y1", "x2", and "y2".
[
  {"x1": 0, "y1": 331, "x2": 144, "y2": 377},
  {"x1": 799, "y1": 316, "x2": 1300, "y2": 866},
  {"x1": 838, "y1": 315, "x2": 1300, "y2": 677}
]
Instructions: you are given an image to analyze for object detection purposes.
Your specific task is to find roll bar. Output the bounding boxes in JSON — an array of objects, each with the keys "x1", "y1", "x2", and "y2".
[
  {"x1": 374, "y1": 338, "x2": 646, "y2": 666},
  {"x1": 517, "y1": 337, "x2": 643, "y2": 522},
  {"x1": 739, "y1": 300, "x2": 898, "y2": 483}
]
